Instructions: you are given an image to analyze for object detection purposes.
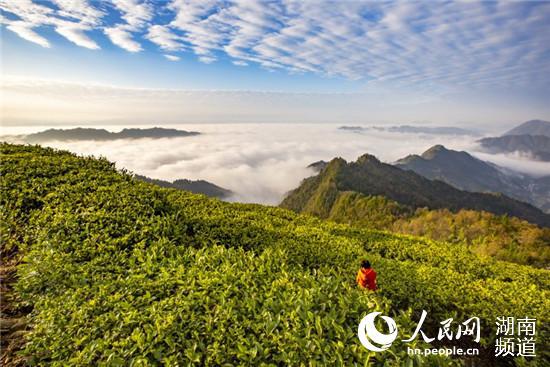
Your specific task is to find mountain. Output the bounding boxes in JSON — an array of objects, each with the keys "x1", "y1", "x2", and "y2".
[
  {"x1": 2, "y1": 143, "x2": 548, "y2": 366},
  {"x1": 337, "y1": 125, "x2": 478, "y2": 135},
  {"x1": 282, "y1": 153, "x2": 550, "y2": 227},
  {"x1": 504, "y1": 119, "x2": 550, "y2": 137},
  {"x1": 24, "y1": 127, "x2": 199, "y2": 142},
  {"x1": 395, "y1": 145, "x2": 550, "y2": 213},
  {"x1": 134, "y1": 175, "x2": 232, "y2": 199},
  {"x1": 477, "y1": 134, "x2": 550, "y2": 161},
  {"x1": 337, "y1": 125, "x2": 365, "y2": 132},
  {"x1": 387, "y1": 125, "x2": 477, "y2": 135}
]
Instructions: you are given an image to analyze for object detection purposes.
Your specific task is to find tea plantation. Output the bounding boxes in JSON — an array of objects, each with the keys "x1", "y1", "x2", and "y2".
[{"x1": 1, "y1": 144, "x2": 548, "y2": 366}]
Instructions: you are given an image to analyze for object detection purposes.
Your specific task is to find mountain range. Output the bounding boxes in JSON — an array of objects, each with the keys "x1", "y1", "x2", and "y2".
[
  {"x1": 23, "y1": 127, "x2": 200, "y2": 142},
  {"x1": 395, "y1": 145, "x2": 550, "y2": 213},
  {"x1": 282, "y1": 153, "x2": 550, "y2": 227},
  {"x1": 477, "y1": 120, "x2": 550, "y2": 161},
  {"x1": 338, "y1": 125, "x2": 478, "y2": 135},
  {"x1": 478, "y1": 134, "x2": 550, "y2": 161}
]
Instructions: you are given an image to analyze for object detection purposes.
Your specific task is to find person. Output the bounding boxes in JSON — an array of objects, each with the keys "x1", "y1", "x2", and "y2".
[{"x1": 356, "y1": 260, "x2": 377, "y2": 290}]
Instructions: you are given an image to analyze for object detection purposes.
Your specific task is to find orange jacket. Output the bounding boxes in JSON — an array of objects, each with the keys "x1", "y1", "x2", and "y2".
[{"x1": 356, "y1": 268, "x2": 377, "y2": 290}]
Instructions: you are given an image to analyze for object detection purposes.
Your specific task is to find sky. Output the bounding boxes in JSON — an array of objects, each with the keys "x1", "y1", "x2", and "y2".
[{"x1": 1, "y1": 0, "x2": 550, "y2": 127}]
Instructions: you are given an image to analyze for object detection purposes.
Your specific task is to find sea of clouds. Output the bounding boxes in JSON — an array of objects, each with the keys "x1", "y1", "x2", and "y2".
[{"x1": 2, "y1": 123, "x2": 549, "y2": 204}]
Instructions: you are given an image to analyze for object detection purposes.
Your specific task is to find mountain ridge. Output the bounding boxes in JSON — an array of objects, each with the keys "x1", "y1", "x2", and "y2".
[
  {"x1": 337, "y1": 125, "x2": 478, "y2": 135},
  {"x1": 395, "y1": 145, "x2": 550, "y2": 213},
  {"x1": 504, "y1": 119, "x2": 550, "y2": 137},
  {"x1": 283, "y1": 153, "x2": 550, "y2": 227},
  {"x1": 478, "y1": 134, "x2": 550, "y2": 161},
  {"x1": 476, "y1": 120, "x2": 550, "y2": 161},
  {"x1": 23, "y1": 127, "x2": 200, "y2": 142}
]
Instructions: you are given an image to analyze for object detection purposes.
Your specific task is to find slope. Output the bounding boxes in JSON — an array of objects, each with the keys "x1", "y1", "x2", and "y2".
[{"x1": 1, "y1": 144, "x2": 549, "y2": 366}]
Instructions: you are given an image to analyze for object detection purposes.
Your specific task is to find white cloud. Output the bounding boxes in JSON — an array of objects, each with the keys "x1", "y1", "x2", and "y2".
[
  {"x1": 164, "y1": 54, "x2": 180, "y2": 61},
  {"x1": 0, "y1": 0, "x2": 54, "y2": 24},
  {"x1": 469, "y1": 151, "x2": 550, "y2": 178},
  {"x1": 104, "y1": 25, "x2": 142, "y2": 52},
  {"x1": 110, "y1": 0, "x2": 153, "y2": 28},
  {"x1": 6, "y1": 21, "x2": 50, "y2": 48},
  {"x1": 103, "y1": 0, "x2": 153, "y2": 51},
  {"x1": 4, "y1": 122, "x2": 545, "y2": 204},
  {"x1": 55, "y1": 23, "x2": 100, "y2": 49},
  {"x1": 198, "y1": 56, "x2": 216, "y2": 64},
  {"x1": 1, "y1": 0, "x2": 102, "y2": 49},
  {"x1": 146, "y1": 25, "x2": 183, "y2": 51},
  {"x1": 52, "y1": 0, "x2": 104, "y2": 25}
]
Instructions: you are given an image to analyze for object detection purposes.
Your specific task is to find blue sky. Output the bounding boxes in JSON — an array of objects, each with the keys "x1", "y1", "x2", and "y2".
[{"x1": 1, "y1": 0, "x2": 550, "y2": 126}]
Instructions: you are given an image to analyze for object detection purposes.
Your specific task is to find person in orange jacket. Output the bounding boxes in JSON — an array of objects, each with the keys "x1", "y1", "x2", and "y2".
[{"x1": 356, "y1": 260, "x2": 377, "y2": 290}]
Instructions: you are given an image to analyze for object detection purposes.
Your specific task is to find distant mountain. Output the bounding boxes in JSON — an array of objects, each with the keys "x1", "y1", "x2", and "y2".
[
  {"x1": 281, "y1": 153, "x2": 550, "y2": 227},
  {"x1": 387, "y1": 125, "x2": 478, "y2": 135},
  {"x1": 134, "y1": 175, "x2": 232, "y2": 199},
  {"x1": 478, "y1": 134, "x2": 550, "y2": 161},
  {"x1": 337, "y1": 125, "x2": 477, "y2": 135},
  {"x1": 24, "y1": 127, "x2": 200, "y2": 142},
  {"x1": 504, "y1": 120, "x2": 550, "y2": 137},
  {"x1": 337, "y1": 126, "x2": 367, "y2": 132},
  {"x1": 395, "y1": 145, "x2": 550, "y2": 213}
]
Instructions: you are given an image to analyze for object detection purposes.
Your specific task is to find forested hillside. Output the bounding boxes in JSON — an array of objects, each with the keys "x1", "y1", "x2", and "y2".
[
  {"x1": 1, "y1": 144, "x2": 549, "y2": 366},
  {"x1": 282, "y1": 154, "x2": 549, "y2": 226},
  {"x1": 282, "y1": 155, "x2": 550, "y2": 267}
]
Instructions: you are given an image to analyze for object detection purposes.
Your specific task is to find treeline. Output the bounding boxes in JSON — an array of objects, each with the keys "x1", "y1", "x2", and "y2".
[
  {"x1": 326, "y1": 191, "x2": 550, "y2": 268},
  {"x1": 393, "y1": 208, "x2": 550, "y2": 268}
]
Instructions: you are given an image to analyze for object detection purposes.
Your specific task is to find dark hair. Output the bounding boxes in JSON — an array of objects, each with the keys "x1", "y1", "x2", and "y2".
[{"x1": 361, "y1": 260, "x2": 371, "y2": 269}]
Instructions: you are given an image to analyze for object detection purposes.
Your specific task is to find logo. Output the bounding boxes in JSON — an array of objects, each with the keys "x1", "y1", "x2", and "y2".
[
  {"x1": 357, "y1": 312, "x2": 398, "y2": 352},
  {"x1": 357, "y1": 310, "x2": 525, "y2": 357}
]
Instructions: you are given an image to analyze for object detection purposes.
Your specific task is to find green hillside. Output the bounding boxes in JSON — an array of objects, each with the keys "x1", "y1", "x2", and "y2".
[
  {"x1": 1, "y1": 144, "x2": 549, "y2": 366},
  {"x1": 282, "y1": 154, "x2": 550, "y2": 267}
]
